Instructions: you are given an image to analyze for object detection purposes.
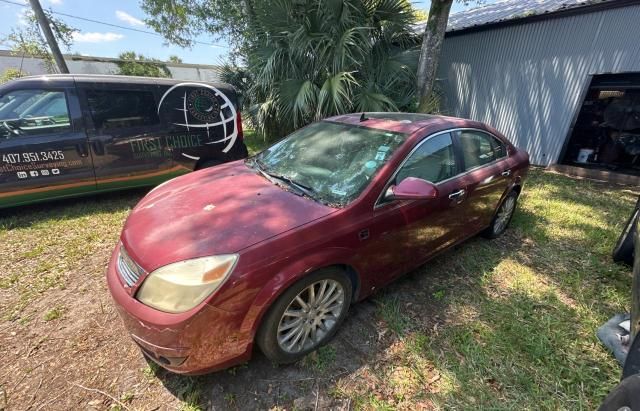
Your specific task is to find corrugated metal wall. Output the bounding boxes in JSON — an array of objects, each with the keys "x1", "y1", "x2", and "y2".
[{"x1": 437, "y1": 4, "x2": 640, "y2": 166}]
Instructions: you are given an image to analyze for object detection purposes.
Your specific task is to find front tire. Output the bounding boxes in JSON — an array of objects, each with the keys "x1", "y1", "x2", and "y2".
[
  {"x1": 483, "y1": 190, "x2": 519, "y2": 239},
  {"x1": 256, "y1": 268, "x2": 352, "y2": 364}
]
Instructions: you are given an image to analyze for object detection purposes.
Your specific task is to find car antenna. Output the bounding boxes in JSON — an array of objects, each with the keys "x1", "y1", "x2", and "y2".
[{"x1": 360, "y1": 112, "x2": 368, "y2": 122}]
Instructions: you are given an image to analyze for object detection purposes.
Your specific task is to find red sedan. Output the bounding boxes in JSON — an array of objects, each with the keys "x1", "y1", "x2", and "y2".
[{"x1": 107, "y1": 112, "x2": 529, "y2": 374}]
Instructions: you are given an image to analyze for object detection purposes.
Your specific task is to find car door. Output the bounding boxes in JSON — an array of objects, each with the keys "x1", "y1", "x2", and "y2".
[
  {"x1": 0, "y1": 84, "x2": 96, "y2": 208},
  {"x1": 77, "y1": 81, "x2": 176, "y2": 191},
  {"x1": 454, "y1": 129, "x2": 512, "y2": 231},
  {"x1": 364, "y1": 131, "x2": 468, "y2": 285}
]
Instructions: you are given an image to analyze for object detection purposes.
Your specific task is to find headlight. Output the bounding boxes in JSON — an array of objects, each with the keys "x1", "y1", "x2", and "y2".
[{"x1": 136, "y1": 254, "x2": 238, "y2": 313}]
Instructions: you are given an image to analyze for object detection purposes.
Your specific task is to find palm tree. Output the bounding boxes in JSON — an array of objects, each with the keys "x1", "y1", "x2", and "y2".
[{"x1": 247, "y1": 0, "x2": 420, "y2": 138}]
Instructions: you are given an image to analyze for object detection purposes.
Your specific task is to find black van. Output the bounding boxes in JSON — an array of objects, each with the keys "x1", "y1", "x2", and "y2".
[{"x1": 0, "y1": 74, "x2": 248, "y2": 208}]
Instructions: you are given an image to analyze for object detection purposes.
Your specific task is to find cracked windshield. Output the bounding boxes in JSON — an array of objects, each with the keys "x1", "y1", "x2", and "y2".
[{"x1": 254, "y1": 121, "x2": 406, "y2": 205}]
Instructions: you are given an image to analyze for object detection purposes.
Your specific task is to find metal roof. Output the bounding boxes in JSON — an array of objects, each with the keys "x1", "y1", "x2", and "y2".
[
  {"x1": 0, "y1": 49, "x2": 221, "y2": 70},
  {"x1": 10, "y1": 74, "x2": 231, "y2": 88},
  {"x1": 429, "y1": 0, "x2": 617, "y2": 33}
]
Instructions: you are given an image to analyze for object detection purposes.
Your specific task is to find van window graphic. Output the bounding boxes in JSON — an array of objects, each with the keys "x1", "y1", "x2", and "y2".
[{"x1": 158, "y1": 83, "x2": 238, "y2": 153}]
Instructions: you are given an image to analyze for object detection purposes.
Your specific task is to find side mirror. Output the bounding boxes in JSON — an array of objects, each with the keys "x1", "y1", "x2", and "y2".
[{"x1": 385, "y1": 177, "x2": 438, "y2": 201}]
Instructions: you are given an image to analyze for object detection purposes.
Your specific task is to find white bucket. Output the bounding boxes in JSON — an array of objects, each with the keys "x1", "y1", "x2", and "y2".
[{"x1": 576, "y1": 148, "x2": 594, "y2": 164}]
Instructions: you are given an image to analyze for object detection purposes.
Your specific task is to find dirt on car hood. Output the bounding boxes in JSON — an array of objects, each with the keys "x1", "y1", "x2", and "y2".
[{"x1": 121, "y1": 160, "x2": 336, "y2": 272}]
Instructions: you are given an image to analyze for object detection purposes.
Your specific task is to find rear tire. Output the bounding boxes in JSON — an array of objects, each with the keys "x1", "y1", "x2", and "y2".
[
  {"x1": 483, "y1": 190, "x2": 519, "y2": 239},
  {"x1": 256, "y1": 268, "x2": 352, "y2": 364},
  {"x1": 612, "y1": 208, "x2": 638, "y2": 266}
]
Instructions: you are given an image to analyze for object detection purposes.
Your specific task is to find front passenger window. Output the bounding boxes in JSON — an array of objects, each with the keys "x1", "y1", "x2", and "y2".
[
  {"x1": 396, "y1": 133, "x2": 457, "y2": 184},
  {"x1": 0, "y1": 89, "x2": 71, "y2": 139}
]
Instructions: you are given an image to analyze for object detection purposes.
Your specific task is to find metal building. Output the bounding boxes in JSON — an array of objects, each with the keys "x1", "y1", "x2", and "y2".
[
  {"x1": 435, "y1": 0, "x2": 640, "y2": 176},
  {"x1": 0, "y1": 50, "x2": 222, "y2": 82}
]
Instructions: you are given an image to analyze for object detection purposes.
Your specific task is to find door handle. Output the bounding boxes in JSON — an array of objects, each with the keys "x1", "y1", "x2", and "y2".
[
  {"x1": 448, "y1": 189, "x2": 466, "y2": 199},
  {"x1": 501, "y1": 170, "x2": 511, "y2": 177}
]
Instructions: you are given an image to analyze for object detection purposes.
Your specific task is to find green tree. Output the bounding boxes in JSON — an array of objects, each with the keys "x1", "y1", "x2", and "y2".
[
  {"x1": 219, "y1": 62, "x2": 252, "y2": 110},
  {"x1": 0, "y1": 68, "x2": 27, "y2": 84},
  {"x1": 168, "y1": 55, "x2": 183, "y2": 64},
  {"x1": 141, "y1": 0, "x2": 254, "y2": 62},
  {"x1": 413, "y1": 8, "x2": 429, "y2": 22},
  {"x1": 248, "y1": 0, "x2": 420, "y2": 137},
  {"x1": 115, "y1": 51, "x2": 172, "y2": 78},
  {"x1": 3, "y1": 9, "x2": 76, "y2": 74}
]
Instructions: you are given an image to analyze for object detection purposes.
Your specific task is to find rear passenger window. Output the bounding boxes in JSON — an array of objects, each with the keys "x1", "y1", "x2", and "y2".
[
  {"x1": 0, "y1": 89, "x2": 71, "y2": 139},
  {"x1": 459, "y1": 130, "x2": 505, "y2": 170},
  {"x1": 85, "y1": 89, "x2": 159, "y2": 129}
]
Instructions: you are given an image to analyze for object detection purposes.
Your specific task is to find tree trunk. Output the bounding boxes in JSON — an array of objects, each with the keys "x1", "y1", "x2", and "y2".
[
  {"x1": 28, "y1": 0, "x2": 69, "y2": 74},
  {"x1": 416, "y1": 0, "x2": 453, "y2": 112}
]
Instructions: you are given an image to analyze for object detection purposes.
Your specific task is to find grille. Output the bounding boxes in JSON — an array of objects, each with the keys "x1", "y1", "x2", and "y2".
[{"x1": 117, "y1": 245, "x2": 146, "y2": 287}]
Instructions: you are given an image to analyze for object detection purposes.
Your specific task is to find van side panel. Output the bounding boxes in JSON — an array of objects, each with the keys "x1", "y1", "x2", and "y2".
[
  {"x1": 0, "y1": 75, "x2": 248, "y2": 209},
  {"x1": 0, "y1": 80, "x2": 96, "y2": 208},
  {"x1": 77, "y1": 81, "x2": 182, "y2": 191},
  {"x1": 156, "y1": 82, "x2": 247, "y2": 169}
]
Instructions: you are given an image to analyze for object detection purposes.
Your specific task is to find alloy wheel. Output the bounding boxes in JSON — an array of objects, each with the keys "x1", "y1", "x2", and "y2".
[
  {"x1": 494, "y1": 195, "x2": 516, "y2": 234},
  {"x1": 276, "y1": 279, "x2": 345, "y2": 354}
]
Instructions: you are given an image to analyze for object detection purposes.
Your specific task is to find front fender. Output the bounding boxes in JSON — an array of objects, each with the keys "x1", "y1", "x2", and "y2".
[{"x1": 238, "y1": 247, "x2": 361, "y2": 339}]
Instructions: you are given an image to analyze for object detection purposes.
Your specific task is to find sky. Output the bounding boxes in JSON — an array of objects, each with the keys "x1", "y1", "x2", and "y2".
[{"x1": 0, "y1": 0, "x2": 497, "y2": 66}]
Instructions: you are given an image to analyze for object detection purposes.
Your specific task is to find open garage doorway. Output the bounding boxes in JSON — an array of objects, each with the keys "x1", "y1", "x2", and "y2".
[{"x1": 561, "y1": 73, "x2": 640, "y2": 177}]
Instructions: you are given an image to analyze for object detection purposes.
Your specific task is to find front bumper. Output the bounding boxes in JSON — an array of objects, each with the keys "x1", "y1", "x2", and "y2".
[{"x1": 106, "y1": 244, "x2": 253, "y2": 374}]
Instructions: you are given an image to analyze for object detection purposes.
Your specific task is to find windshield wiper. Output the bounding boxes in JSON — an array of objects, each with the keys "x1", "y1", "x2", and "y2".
[
  {"x1": 251, "y1": 158, "x2": 316, "y2": 198},
  {"x1": 269, "y1": 172, "x2": 315, "y2": 197}
]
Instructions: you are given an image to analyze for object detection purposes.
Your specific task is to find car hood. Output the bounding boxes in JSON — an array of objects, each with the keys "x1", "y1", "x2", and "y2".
[{"x1": 121, "y1": 160, "x2": 337, "y2": 271}]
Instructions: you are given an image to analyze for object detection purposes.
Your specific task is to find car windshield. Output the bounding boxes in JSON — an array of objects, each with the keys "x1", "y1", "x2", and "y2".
[{"x1": 252, "y1": 121, "x2": 407, "y2": 206}]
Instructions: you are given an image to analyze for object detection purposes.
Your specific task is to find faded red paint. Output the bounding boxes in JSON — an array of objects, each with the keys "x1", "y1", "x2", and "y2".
[
  {"x1": 121, "y1": 161, "x2": 337, "y2": 272},
  {"x1": 107, "y1": 114, "x2": 530, "y2": 374}
]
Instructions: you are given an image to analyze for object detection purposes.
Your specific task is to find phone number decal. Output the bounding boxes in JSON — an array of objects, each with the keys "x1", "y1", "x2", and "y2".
[{"x1": 2, "y1": 151, "x2": 65, "y2": 164}]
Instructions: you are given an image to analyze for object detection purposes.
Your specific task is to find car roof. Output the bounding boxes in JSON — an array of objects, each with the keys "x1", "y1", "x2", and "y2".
[{"x1": 326, "y1": 112, "x2": 490, "y2": 136}]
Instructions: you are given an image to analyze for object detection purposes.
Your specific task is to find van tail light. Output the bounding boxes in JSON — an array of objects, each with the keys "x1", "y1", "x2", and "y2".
[{"x1": 236, "y1": 111, "x2": 244, "y2": 141}]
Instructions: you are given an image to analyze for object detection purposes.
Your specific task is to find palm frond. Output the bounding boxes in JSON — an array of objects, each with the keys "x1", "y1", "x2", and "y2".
[
  {"x1": 353, "y1": 87, "x2": 399, "y2": 112},
  {"x1": 247, "y1": 0, "x2": 420, "y2": 136},
  {"x1": 317, "y1": 71, "x2": 357, "y2": 118},
  {"x1": 279, "y1": 79, "x2": 320, "y2": 128},
  {"x1": 332, "y1": 27, "x2": 369, "y2": 73}
]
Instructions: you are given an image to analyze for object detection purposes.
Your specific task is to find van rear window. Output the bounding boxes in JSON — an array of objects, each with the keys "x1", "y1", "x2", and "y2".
[{"x1": 85, "y1": 89, "x2": 159, "y2": 129}]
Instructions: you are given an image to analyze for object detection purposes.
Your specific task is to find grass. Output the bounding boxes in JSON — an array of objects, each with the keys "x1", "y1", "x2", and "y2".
[
  {"x1": 0, "y1": 192, "x2": 139, "y2": 322},
  {"x1": 173, "y1": 377, "x2": 202, "y2": 411},
  {"x1": 432, "y1": 289, "x2": 446, "y2": 301},
  {"x1": 243, "y1": 128, "x2": 272, "y2": 155},
  {"x1": 376, "y1": 295, "x2": 413, "y2": 336},
  {"x1": 0, "y1": 164, "x2": 637, "y2": 409},
  {"x1": 43, "y1": 306, "x2": 64, "y2": 321},
  {"x1": 302, "y1": 345, "x2": 337, "y2": 372},
  {"x1": 337, "y1": 169, "x2": 638, "y2": 410}
]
